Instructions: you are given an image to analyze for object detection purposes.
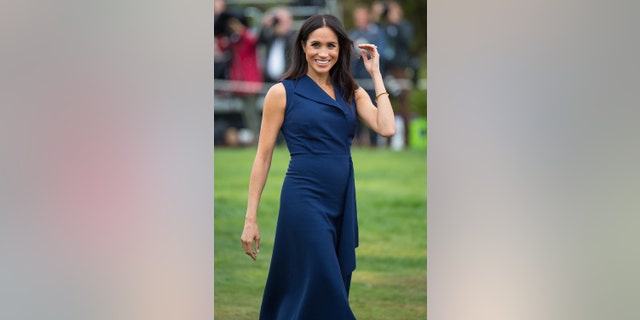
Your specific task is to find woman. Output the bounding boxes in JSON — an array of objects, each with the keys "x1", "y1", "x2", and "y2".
[{"x1": 241, "y1": 14, "x2": 395, "y2": 319}]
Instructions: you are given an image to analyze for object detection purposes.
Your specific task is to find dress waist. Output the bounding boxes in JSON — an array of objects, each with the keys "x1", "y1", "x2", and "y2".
[{"x1": 290, "y1": 153, "x2": 351, "y2": 159}]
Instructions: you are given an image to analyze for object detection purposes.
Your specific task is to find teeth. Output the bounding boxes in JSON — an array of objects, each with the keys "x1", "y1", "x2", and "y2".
[{"x1": 316, "y1": 60, "x2": 329, "y2": 65}]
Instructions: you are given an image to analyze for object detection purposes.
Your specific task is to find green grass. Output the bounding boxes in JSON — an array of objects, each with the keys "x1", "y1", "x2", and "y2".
[{"x1": 214, "y1": 146, "x2": 427, "y2": 319}]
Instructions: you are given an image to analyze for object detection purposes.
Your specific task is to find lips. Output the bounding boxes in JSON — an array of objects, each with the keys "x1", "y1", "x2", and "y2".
[{"x1": 315, "y1": 59, "x2": 330, "y2": 66}]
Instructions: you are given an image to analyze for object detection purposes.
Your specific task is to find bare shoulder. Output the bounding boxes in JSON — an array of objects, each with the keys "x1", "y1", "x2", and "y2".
[
  {"x1": 266, "y1": 83, "x2": 286, "y2": 100},
  {"x1": 354, "y1": 86, "x2": 372, "y2": 105},
  {"x1": 354, "y1": 86, "x2": 369, "y2": 99},
  {"x1": 263, "y1": 83, "x2": 286, "y2": 112}
]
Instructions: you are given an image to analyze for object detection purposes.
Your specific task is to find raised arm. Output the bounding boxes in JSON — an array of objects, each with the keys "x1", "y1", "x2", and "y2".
[
  {"x1": 241, "y1": 83, "x2": 286, "y2": 260},
  {"x1": 354, "y1": 44, "x2": 396, "y2": 137}
]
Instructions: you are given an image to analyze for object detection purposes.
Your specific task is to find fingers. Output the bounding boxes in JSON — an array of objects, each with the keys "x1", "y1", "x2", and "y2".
[
  {"x1": 360, "y1": 49, "x2": 369, "y2": 61},
  {"x1": 241, "y1": 234, "x2": 260, "y2": 260},
  {"x1": 357, "y1": 44, "x2": 379, "y2": 61},
  {"x1": 247, "y1": 250, "x2": 256, "y2": 260},
  {"x1": 242, "y1": 239, "x2": 256, "y2": 260},
  {"x1": 241, "y1": 222, "x2": 260, "y2": 260},
  {"x1": 358, "y1": 43, "x2": 377, "y2": 50},
  {"x1": 357, "y1": 44, "x2": 378, "y2": 54}
]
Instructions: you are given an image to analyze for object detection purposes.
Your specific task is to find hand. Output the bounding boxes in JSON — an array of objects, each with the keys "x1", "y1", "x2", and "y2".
[
  {"x1": 262, "y1": 14, "x2": 274, "y2": 27},
  {"x1": 358, "y1": 44, "x2": 380, "y2": 75},
  {"x1": 241, "y1": 219, "x2": 260, "y2": 260},
  {"x1": 228, "y1": 17, "x2": 245, "y2": 35}
]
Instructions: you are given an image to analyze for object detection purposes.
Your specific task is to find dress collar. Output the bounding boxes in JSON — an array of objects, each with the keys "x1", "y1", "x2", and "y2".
[{"x1": 294, "y1": 75, "x2": 340, "y2": 107}]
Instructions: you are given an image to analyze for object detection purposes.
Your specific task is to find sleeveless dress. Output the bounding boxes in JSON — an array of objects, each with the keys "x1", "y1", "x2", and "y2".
[{"x1": 259, "y1": 75, "x2": 359, "y2": 319}]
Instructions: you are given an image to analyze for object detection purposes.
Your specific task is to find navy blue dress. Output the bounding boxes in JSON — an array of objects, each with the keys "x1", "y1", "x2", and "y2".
[{"x1": 259, "y1": 75, "x2": 359, "y2": 319}]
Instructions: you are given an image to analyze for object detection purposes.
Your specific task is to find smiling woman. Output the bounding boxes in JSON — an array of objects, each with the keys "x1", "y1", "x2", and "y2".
[
  {"x1": 240, "y1": 13, "x2": 397, "y2": 319},
  {"x1": 303, "y1": 27, "x2": 339, "y2": 83}
]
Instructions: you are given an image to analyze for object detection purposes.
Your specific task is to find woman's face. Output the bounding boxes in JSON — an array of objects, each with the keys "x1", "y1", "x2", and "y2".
[{"x1": 303, "y1": 27, "x2": 339, "y2": 77}]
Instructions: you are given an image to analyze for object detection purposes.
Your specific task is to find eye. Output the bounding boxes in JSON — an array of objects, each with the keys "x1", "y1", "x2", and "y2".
[
  {"x1": 328, "y1": 43, "x2": 337, "y2": 48},
  {"x1": 310, "y1": 42, "x2": 321, "y2": 48}
]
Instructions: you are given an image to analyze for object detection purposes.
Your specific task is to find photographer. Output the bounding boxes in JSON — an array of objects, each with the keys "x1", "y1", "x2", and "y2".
[
  {"x1": 214, "y1": 0, "x2": 233, "y2": 80},
  {"x1": 258, "y1": 8, "x2": 297, "y2": 83},
  {"x1": 214, "y1": 0, "x2": 264, "y2": 142}
]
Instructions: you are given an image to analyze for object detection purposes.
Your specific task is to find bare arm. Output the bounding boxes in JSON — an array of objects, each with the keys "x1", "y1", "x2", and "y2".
[
  {"x1": 354, "y1": 44, "x2": 396, "y2": 137},
  {"x1": 241, "y1": 83, "x2": 286, "y2": 260}
]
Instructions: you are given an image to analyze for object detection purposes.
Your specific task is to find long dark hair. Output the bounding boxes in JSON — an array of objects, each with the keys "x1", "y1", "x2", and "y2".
[{"x1": 281, "y1": 14, "x2": 358, "y2": 103}]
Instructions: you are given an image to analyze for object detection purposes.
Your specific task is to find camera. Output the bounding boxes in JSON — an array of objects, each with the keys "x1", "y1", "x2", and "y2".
[{"x1": 214, "y1": 10, "x2": 248, "y2": 37}]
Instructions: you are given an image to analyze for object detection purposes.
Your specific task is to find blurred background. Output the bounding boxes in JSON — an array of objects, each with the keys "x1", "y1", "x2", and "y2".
[{"x1": 214, "y1": 0, "x2": 427, "y2": 151}]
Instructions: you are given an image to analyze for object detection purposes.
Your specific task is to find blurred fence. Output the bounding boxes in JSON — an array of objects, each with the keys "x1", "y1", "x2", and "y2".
[
  {"x1": 213, "y1": 77, "x2": 426, "y2": 147},
  {"x1": 213, "y1": 77, "x2": 425, "y2": 114}
]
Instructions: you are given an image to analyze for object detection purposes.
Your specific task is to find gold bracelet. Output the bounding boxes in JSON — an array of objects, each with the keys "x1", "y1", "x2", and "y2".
[{"x1": 375, "y1": 91, "x2": 389, "y2": 102}]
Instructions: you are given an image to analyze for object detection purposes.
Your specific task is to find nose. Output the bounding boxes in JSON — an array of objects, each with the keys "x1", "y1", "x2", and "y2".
[{"x1": 318, "y1": 47, "x2": 329, "y2": 57}]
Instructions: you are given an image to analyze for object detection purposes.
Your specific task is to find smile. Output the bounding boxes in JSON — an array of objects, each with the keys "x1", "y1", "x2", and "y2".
[{"x1": 315, "y1": 60, "x2": 330, "y2": 66}]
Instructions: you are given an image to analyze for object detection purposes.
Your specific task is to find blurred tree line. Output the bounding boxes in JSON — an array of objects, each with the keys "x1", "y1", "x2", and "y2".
[{"x1": 342, "y1": 0, "x2": 426, "y2": 58}]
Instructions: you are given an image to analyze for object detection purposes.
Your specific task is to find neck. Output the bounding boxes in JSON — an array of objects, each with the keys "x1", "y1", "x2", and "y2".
[{"x1": 306, "y1": 72, "x2": 331, "y2": 87}]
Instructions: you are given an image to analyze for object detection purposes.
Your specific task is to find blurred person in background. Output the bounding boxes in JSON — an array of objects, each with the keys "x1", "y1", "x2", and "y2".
[
  {"x1": 241, "y1": 14, "x2": 396, "y2": 319},
  {"x1": 382, "y1": 1, "x2": 413, "y2": 149},
  {"x1": 214, "y1": 0, "x2": 263, "y2": 143},
  {"x1": 349, "y1": 4, "x2": 388, "y2": 147},
  {"x1": 213, "y1": 0, "x2": 231, "y2": 80},
  {"x1": 370, "y1": 1, "x2": 387, "y2": 25},
  {"x1": 258, "y1": 7, "x2": 297, "y2": 84}
]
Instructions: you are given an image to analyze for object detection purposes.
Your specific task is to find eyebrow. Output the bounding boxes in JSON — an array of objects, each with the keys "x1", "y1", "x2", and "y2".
[{"x1": 309, "y1": 40, "x2": 338, "y2": 45}]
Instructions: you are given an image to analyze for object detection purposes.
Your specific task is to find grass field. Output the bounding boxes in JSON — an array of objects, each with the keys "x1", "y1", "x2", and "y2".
[{"x1": 214, "y1": 146, "x2": 427, "y2": 319}]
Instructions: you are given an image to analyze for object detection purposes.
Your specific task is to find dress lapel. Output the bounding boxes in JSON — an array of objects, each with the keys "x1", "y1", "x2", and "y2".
[{"x1": 294, "y1": 75, "x2": 345, "y2": 112}]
